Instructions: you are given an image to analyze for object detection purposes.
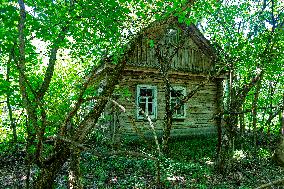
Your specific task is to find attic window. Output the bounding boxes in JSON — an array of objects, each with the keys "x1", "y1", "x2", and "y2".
[
  {"x1": 170, "y1": 86, "x2": 186, "y2": 119},
  {"x1": 167, "y1": 28, "x2": 177, "y2": 35},
  {"x1": 136, "y1": 85, "x2": 157, "y2": 120},
  {"x1": 166, "y1": 28, "x2": 178, "y2": 43}
]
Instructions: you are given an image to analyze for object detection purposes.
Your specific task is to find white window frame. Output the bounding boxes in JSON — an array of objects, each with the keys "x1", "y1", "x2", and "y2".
[
  {"x1": 170, "y1": 86, "x2": 186, "y2": 119},
  {"x1": 136, "y1": 85, "x2": 157, "y2": 120}
]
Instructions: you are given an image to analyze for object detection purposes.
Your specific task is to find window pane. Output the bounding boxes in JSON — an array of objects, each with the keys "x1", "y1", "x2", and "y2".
[
  {"x1": 148, "y1": 103, "x2": 153, "y2": 115},
  {"x1": 145, "y1": 89, "x2": 153, "y2": 97},
  {"x1": 180, "y1": 105, "x2": 184, "y2": 115},
  {"x1": 140, "y1": 88, "x2": 146, "y2": 96},
  {"x1": 139, "y1": 97, "x2": 146, "y2": 103},
  {"x1": 170, "y1": 89, "x2": 185, "y2": 117},
  {"x1": 137, "y1": 86, "x2": 156, "y2": 119},
  {"x1": 170, "y1": 90, "x2": 177, "y2": 97},
  {"x1": 177, "y1": 90, "x2": 183, "y2": 97},
  {"x1": 177, "y1": 107, "x2": 182, "y2": 115},
  {"x1": 140, "y1": 88, "x2": 153, "y2": 97},
  {"x1": 171, "y1": 89, "x2": 183, "y2": 98},
  {"x1": 139, "y1": 103, "x2": 146, "y2": 115}
]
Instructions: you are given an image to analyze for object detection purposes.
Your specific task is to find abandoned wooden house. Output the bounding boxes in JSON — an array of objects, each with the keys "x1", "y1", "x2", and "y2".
[{"x1": 104, "y1": 17, "x2": 224, "y2": 138}]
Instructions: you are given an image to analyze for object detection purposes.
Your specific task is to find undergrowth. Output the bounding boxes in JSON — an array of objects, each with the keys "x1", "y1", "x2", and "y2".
[
  {"x1": 78, "y1": 135, "x2": 284, "y2": 188},
  {"x1": 1, "y1": 134, "x2": 283, "y2": 188}
]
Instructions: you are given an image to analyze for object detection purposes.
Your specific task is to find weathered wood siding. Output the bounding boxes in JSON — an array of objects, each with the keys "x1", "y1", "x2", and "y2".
[
  {"x1": 103, "y1": 21, "x2": 221, "y2": 137},
  {"x1": 127, "y1": 28, "x2": 213, "y2": 74},
  {"x1": 115, "y1": 70, "x2": 218, "y2": 136}
]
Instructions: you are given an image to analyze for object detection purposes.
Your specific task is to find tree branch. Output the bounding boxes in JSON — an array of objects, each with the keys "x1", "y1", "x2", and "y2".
[
  {"x1": 60, "y1": 62, "x2": 112, "y2": 136},
  {"x1": 37, "y1": 26, "x2": 69, "y2": 100},
  {"x1": 256, "y1": 178, "x2": 284, "y2": 189}
]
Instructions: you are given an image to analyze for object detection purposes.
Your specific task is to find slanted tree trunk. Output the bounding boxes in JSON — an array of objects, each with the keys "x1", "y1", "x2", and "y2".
[
  {"x1": 153, "y1": 41, "x2": 176, "y2": 154},
  {"x1": 15, "y1": 0, "x2": 152, "y2": 187},
  {"x1": 33, "y1": 51, "x2": 128, "y2": 187},
  {"x1": 67, "y1": 121, "x2": 83, "y2": 189}
]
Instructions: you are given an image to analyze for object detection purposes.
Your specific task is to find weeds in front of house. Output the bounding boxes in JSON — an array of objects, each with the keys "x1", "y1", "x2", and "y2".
[
  {"x1": 78, "y1": 135, "x2": 284, "y2": 188},
  {"x1": 0, "y1": 135, "x2": 283, "y2": 188}
]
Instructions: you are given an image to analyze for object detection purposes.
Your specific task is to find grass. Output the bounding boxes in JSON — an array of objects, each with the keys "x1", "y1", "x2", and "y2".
[
  {"x1": 1, "y1": 134, "x2": 284, "y2": 188},
  {"x1": 78, "y1": 135, "x2": 284, "y2": 188}
]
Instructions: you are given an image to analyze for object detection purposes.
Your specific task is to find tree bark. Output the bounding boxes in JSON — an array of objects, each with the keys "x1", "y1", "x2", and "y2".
[
  {"x1": 17, "y1": 1, "x2": 34, "y2": 188},
  {"x1": 217, "y1": 71, "x2": 263, "y2": 173},
  {"x1": 33, "y1": 57, "x2": 127, "y2": 188},
  {"x1": 6, "y1": 46, "x2": 17, "y2": 143},
  {"x1": 269, "y1": 97, "x2": 284, "y2": 166},
  {"x1": 239, "y1": 104, "x2": 245, "y2": 149},
  {"x1": 256, "y1": 178, "x2": 284, "y2": 189},
  {"x1": 68, "y1": 148, "x2": 83, "y2": 189},
  {"x1": 162, "y1": 75, "x2": 173, "y2": 154},
  {"x1": 34, "y1": 146, "x2": 70, "y2": 189}
]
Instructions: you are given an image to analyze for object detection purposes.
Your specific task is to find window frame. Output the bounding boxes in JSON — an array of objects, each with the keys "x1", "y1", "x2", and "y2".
[
  {"x1": 136, "y1": 85, "x2": 157, "y2": 120},
  {"x1": 170, "y1": 86, "x2": 186, "y2": 119}
]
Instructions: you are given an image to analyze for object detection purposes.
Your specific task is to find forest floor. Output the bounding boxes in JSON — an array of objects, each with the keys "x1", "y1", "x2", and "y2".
[{"x1": 1, "y1": 134, "x2": 284, "y2": 188}]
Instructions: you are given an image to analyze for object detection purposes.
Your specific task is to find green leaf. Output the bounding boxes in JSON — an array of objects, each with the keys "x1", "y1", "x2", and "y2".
[{"x1": 149, "y1": 39, "x2": 154, "y2": 48}]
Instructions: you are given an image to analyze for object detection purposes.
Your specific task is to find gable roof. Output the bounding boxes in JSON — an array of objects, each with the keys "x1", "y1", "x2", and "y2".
[
  {"x1": 123, "y1": 16, "x2": 218, "y2": 74},
  {"x1": 99, "y1": 16, "x2": 219, "y2": 76},
  {"x1": 138, "y1": 16, "x2": 217, "y2": 60},
  {"x1": 186, "y1": 24, "x2": 217, "y2": 59}
]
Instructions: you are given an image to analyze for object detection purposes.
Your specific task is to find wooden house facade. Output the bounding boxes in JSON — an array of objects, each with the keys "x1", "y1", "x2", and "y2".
[{"x1": 107, "y1": 18, "x2": 223, "y2": 137}]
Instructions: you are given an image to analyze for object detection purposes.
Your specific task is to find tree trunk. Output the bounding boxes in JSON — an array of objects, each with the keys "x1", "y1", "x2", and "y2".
[
  {"x1": 6, "y1": 46, "x2": 17, "y2": 143},
  {"x1": 34, "y1": 147, "x2": 70, "y2": 189},
  {"x1": 33, "y1": 58, "x2": 127, "y2": 188},
  {"x1": 217, "y1": 112, "x2": 237, "y2": 173},
  {"x1": 162, "y1": 75, "x2": 173, "y2": 154},
  {"x1": 17, "y1": 1, "x2": 34, "y2": 188},
  {"x1": 273, "y1": 95, "x2": 284, "y2": 167},
  {"x1": 239, "y1": 105, "x2": 245, "y2": 149},
  {"x1": 68, "y1": 149, "x2": 83, "y2": 189}
]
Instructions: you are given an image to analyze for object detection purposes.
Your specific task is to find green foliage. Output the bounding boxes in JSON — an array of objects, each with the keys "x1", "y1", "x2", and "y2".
[
  {"x1": 149, "y1": 39, "x2": 155, "y2": 48},
  {"x1": 75, "y1": 135, "x2": 284, "y2": 188},
  {"x1": 258, "y1": 148, "x2": 271, "y2": 158},
  {"x1": 0, "y1": 0, "x2": 283, "y2": 188}
]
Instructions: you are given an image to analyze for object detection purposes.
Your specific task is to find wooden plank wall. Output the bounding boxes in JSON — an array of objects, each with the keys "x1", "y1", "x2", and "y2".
[
  {"x1": 127, "y1": 29, "x2": 212, "y2": 74},
  {"x1": 115, "y1": 71, "x2": 218, "y2": 136}
]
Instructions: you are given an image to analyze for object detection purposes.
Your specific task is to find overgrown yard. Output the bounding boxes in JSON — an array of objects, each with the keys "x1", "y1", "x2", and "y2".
[{"x1": 1, "y1": 135, "x2": 284, "y2": 188}]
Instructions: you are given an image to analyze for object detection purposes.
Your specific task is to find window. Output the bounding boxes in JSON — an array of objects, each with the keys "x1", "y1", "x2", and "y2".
[
  {"x1": 170, "y1": 86, "x2": 186, "y2": 118},
  {"x1": 136, "y1": 85, "x2": 157, "y2": 120}
]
